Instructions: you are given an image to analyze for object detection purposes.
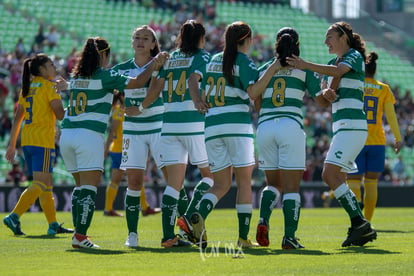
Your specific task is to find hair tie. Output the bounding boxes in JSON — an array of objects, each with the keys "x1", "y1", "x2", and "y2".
[
  {"x1": 238, "y1": 30, "x2": 251, "y2": 42},
  {"x1": 98, "y1": 46, "x2": 110, "y2": 53}
]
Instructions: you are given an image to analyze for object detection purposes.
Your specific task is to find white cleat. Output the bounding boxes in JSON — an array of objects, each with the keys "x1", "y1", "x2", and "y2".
[{"x1": 125, "y1": 232, "x2": 138, "y2": 247}]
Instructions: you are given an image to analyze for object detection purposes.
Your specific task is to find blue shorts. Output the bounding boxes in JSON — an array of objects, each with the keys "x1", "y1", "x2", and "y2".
[
  {"x1": 23, "y1": 146, "x2": 55, "y2": 176},
  {"x1": 109, "y1": 152, "x2": 122, "y2": 169},
  {"x1": 350, "y1": 145, "x2": 385, "y2": 175}
]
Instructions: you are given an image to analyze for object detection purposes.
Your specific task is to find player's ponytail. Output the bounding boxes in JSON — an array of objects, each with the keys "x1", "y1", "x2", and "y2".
[
  {"x1": 276, "y1": 28, "x2": 300, "y2": 67},
  {"x1": 223, "y1": 21, "x2": 251, "y2": 85},
  {"x1": 365, "y1": 51, "x2": 378, "y2": 77},
  {"x1": 177, "y1": 20, "x2": 205, "y2": 56},
  {"x1": 351, "y1": 32, "x2": 366, "y2": 62},
  {"x1": 73, "y1": 37, "x2": 110, "y2": 78},
  {"x1": 21, "y1": 54, "x2": 51, "y2": 97}
]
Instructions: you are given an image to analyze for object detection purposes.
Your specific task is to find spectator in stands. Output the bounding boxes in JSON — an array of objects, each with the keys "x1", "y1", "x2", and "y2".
[
  {"x1": 0, "y1": 109, "x2": 12, "y2": 141},
  {"x1": 392, "y1": 156, "x2": 406, "y2": 185},
  {"x1": 46, "y1": 26, "x2": 59, "y2": 50},
  {"x1": 34, "y1": 25, "x2": 46, "y2": 51},
  {"x1": 14, "y1": 38, "x2": 26, "y2": 58},
  {"x1": 0, "y1": 77, "x2": 9, "y2": 112},
  {"x1": 6, "y1": 161, "x2": 26, "y2": 186}
]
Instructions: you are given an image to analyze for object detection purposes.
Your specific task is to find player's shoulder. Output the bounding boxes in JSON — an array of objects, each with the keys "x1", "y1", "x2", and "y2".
[{"x1": 112, "y1": 58, "x2": 134, "y2": 71}]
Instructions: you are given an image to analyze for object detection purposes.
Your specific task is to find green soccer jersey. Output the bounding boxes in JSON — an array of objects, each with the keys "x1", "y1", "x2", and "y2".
[
  {"x1": 112, "y1": 58, "x2": 164, "y2": 135},
  {"x1": 258, "y1": 57, "x2": 321, "y2": 129},
  {"x1": 203, "y1": 52, "x2": 259, "y2": 141},
  {"x1": 158, "y1": 48, "x2": 211, "y2": 136},
  {"x1": 326, "y1": 48, "x2": 367, "y2": 135},
  {"x1": 62, "y1": 68, "x2": 129, "y2": 134}
]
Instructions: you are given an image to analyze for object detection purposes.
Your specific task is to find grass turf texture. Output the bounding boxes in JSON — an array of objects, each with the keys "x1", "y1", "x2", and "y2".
[{"x1": 1, "y1": 208, "x2": 413, "y2": 275}]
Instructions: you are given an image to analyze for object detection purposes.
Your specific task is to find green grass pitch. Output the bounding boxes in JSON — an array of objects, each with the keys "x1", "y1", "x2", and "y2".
[{"x1": 1, "y1": 208, "x2": 413, "y2": 275}]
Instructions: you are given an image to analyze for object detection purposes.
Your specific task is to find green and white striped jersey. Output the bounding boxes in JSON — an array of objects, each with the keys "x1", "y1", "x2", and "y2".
[
  {"x1": 258, "y1": 57, "x2": 321, "y2": 129},
  {"x1": 326, "y1": 48, "x2": 367, "y2": 135},
  {"x1": 203, "y1": 52, "x2": 259, "y2": 141},
  {"x1": 158, "y1": 48, "x2": 210, "y2": 136},
  {"x1": 112, "y1": 58, "x2": 164, "y2": 135},
  {"x1": 62, "y1": 68, "x2": 129, "y2": 134}
]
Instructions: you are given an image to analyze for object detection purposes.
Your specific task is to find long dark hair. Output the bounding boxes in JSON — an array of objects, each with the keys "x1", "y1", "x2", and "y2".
[
  {"x1": 133, "y1": 25, "x2": 160, "y2": 57},
  {"x1": 331, "y1": 21, "x2": 366, "y2": 61},
  {"x1": 72, "y1": 37, "x2": 110, "y2": 78},
  {"x1": 275, "y1": 27, "x2": 300, "y2": 67},
  {"x1": 222, "y1": 21, "x2": 251, "y2": 85},
  {"x1": 21, "y1": 53, "x2": 51, "y2": 97},
  {"x1": 176, "y1": 19, "x2": 205, "y2": 56},
  {"x1": 365, "y1": 51, "x2": 378, "y2": 77}
]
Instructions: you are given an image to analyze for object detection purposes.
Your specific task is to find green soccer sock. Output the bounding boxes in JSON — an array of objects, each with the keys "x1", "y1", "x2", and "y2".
[
  {"x1": 259, "y1": 186, "x2": 280, "y2": 223},
  {"x1": 334, "y1": 183, "x2": 364, "y2": 225},
  {"x1": 125, "y1": 189, "x2": 141, "y2": 234},
  {"x1": 75, "y1": 185, "x2": 97, "y2": 235},
  {"x1": 71, "y1": 187, "x2": 81, "y2": 229},
  {"x1": 236, "y1": 204, "x2": 252, "y2": 240},
  {"x1": 177, "y1": 186, "x2": 189, "y2": 217},
  {"x1": 186, "y1": 177, "x2": 214, "y2": 218},
  {"x1": 282, "y1": 193, "x2": 301, "y2": 238},
  {"x1": 196, "y1": 193, "x2": 218, "y2": 220},
  {"x1": 161, "y1": 186, "x2": 179, "y2": 240}
]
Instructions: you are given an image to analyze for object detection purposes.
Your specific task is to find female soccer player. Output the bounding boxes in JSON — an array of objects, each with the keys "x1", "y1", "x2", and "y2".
[
  {"x1": 138, "y1": 20, "x2": 214, "y2": 248},
  {"x1": 60, "y1": 37, "x2": 168, "y2": 249},
  {"x1": 111, "y1": 25, "x2": 167, "y2": 247},
  {"x1": 287, "y1": 21, "x2": 377, "y2": 247},
  {"x1": 347, "y1": 51, "x2": 402, "y2": 222},
  {"x1": 4, "y1": 54, "x2": 73, "y2": 236},
  {"x1": 252, "y1": 27, "x2": 329, "y2": 249}
]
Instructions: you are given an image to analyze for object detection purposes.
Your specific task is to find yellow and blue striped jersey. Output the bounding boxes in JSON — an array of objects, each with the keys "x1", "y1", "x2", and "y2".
[
  {"x1": 18, "y1": 76, "x2": 61, "y2": 148},
  {"x1": 363, "y1": 77, "x2": 396, "y2": 145},
  {"x1": 109, "y1": 104, "x2": 124, "y2": 153}
]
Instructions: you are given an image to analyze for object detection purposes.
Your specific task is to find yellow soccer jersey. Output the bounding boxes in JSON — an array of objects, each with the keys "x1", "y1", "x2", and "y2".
[
  {"x1": 363, "y1": 77, "x2": 396, "y2": 145},
  {"x1": 18, "y1": 76, "x2": 61, "y2": 148},
  {"x1": 109, "y1": 105, "x2": 124, "y2": 153}
]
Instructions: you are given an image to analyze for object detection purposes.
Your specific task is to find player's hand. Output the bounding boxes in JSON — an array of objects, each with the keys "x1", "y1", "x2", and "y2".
[
  {"x1": 125, "y1": 106, "x2": 141, "y2": 116},
  {"x1": 152, "y1": 51, "x2": 169, "y2": 70},
  {"x1": 394, "y1": 140, "x2": 403, "y2": 154},
  {"x1": 193, "y1": 100, "x2": 209, "y2": 114},
  {"x1": 322, "y1": 88, "x2": 337, "y2": 102},
  {"x1": 5, "y1": 146, "x2": 16, "y2": 164},
  {"x1": 286, "y1": 55, "x2": 306, "y2": 69},
  {"x1": 54, "y1": 76, "x2": 69, "y2": 93}
]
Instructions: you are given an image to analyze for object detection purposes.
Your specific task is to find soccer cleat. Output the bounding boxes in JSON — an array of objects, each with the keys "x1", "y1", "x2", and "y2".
[
  {"x1": 103, "y1": 210, "x2": 123, "y2": 217},
  {"x1": 161, "y1": 235, "x2": 192, "y2": 248},
  {"x1": 3, "y1": 213, "x2": 25, "y2": 235},
  {"x1": 237, "y1": 238, "x2": 259, "y2": 248},
  {"x1": 125, "y1": 232, "x2": 138, "y2": 247},
  {"x1": 282, "y1": 236, "x2": 305, "y2": 249},
  {"x1": 256, "y1": 219, "x2": 270, "y2": 247},
  {"x1": 342, "y1": 220, "x2": 377, "y2": 247},
  {"x1": 48, "y1": 222, "x2": 74, "y2": 235},
  {"x1": 190, "y1": 212, "x2": 207, "y2": 249},
  {"x1": 72, "y1": 233, "x2": 100, "y2": 249},
  {"x1": 176, "y1": 216, "x2": 197, "y2": 244},
  {"x1": 142, "y1": 207, "x2": 161, "y2": 216}
]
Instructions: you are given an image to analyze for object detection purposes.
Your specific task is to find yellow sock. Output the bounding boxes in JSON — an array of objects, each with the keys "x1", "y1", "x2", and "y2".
[
  {"x1": 12, "y1": 181, "x2": 45, "y2": 217},
  {"x1": 105, "y1": 182, "x2": 119, "y2": 211},
  {"x1": 364, "y1": 178, "x2": 378, "y2": 221},
  {"x1": 347, "y1": 179, "x2": 362, "y2": 202},
  {"x1": 39, "y1": 190, "x2": 57, "y2": 224},
  {"x1": 140, "y1": 186, "x2": 149, "y2": 211}
]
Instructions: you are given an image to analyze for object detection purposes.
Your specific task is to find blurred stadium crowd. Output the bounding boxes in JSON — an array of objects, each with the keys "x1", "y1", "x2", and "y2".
[{"x1": 1, "y1": 0, "x2": 413, "y2": 187}]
